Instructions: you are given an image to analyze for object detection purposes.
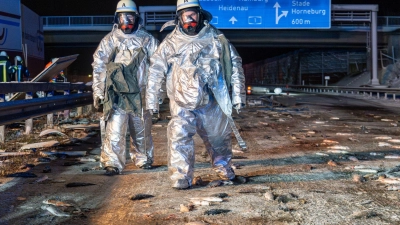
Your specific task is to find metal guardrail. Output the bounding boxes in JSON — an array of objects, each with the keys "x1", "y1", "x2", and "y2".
[
  {"x1": 0, "y1": 83, "x2": 93, "y2": 125},
  {"x1": 248, "y1": 83, "x2": 400, "y2": 100}
]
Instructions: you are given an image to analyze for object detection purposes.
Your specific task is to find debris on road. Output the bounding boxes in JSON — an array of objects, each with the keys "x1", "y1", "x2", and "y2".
[
  {"x1": 130, "y1": 194, "x2": 154, "y2": 201},
  {"x1": 20, "y1": 141, "x2": 59, "y2": 151},
  {"x1": 65, "y1": 182, "x2": 96, "y2": 187},
  {"x1": 41, "y1": 204, "x2": 70, "y2": 217}
]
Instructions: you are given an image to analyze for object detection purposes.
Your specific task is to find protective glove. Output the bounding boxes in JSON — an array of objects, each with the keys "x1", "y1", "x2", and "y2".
[
  {"x1": 93, "y1": 95, "x2": 104, "y2": 110},
  {"x1": 233, "y1": 103, "x2": 245, "y2": 114}
]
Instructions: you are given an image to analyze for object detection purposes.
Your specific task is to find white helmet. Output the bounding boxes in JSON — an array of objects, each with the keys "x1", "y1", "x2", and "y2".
[
  {"x1": 177, "y1": 0, "x2": 201, "y2": 12},
  {"x1": 116, "y1": 0, "x2": 138, "y2": 14},
  {"x1": 15, "y1": 56, "x2": 22, "y2": 62},
  {"x1": 0, "y1": 51, "x2": 7, "y2": 57}
]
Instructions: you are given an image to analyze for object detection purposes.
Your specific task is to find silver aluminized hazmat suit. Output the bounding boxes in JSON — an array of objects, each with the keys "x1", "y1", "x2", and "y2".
[
  {"x1": 146, "y1": 18, "x2": 246, "y2": 188},
  {"x1": 92, "y1": 23, "x2": 159, "y2": 172}
]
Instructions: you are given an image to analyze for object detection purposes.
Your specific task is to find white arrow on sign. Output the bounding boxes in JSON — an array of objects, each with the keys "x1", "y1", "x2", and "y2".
[
  {"x1": 229, "y1": 16, "x2": 238, "y2": 24},
  {"x1": 274, "y1": 2, "x2": 288, "y2": 24}
]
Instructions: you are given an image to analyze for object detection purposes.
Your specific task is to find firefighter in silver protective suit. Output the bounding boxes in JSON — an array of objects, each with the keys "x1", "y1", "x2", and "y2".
[
  {"x1": 92, "y1": 0, "x2": 159, "y2": 175},
  {"x1": 146, "y1": 0, "x2": 246, "y2": 189}
]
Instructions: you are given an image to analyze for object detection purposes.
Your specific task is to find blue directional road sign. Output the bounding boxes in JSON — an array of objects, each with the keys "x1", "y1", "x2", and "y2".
[{"x1": 199, "y1": 0, "x2": 331, "y2": 29}]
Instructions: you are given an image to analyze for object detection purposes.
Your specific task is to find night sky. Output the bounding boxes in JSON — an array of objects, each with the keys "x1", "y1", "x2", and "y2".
[{"x1": 19, "y1": 0, "x2": 394, "y2": 77}]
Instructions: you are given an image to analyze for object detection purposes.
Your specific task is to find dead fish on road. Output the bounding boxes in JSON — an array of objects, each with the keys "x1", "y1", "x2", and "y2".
[
  {"x1": 63, "y1": 161, "x2": 83, "y2": 166},
  {"x1": 377, "y1": 177, "x2": 400, "y2": 185},
  {"x1": 190, "y1": 197, "x2": 223, "y2": 202},
  {"x1": 130, "y1": 194, "x2": 154, "y2": 200},
  {"x1": 212, "y1": 193, "x2": 228, "y2": 198},
  {"x1": 65, "y1": 182, "x2": 96, "y2": 187},
  {"x1": 41, "y1": 205, "x2": 70, "y2": 217},
  {"x1": 7, "y1": 172, "x2": 37, "y2": 178},
  {"x1": 35, "y1": 175, "x2": 49, "y2": 183},
  {"x1": 35, "y1": 157, "x2": 52, "y2": 162},
  {"x1": 43, "y1": 199, "x2": 73, "y2": 207},
  {"x1": 204, "y1": 209, "x2": 231, "y2": 215}
]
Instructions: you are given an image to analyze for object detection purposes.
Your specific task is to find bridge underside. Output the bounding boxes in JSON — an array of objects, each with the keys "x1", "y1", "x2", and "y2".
[{"x1": 44, "y1": 29, "x2": 389, "y2": 49}]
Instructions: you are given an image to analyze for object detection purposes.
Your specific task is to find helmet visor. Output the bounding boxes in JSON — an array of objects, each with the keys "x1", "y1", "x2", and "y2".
[{"x1": 118, "y1": 12, "x2": 135, "y2": 30}]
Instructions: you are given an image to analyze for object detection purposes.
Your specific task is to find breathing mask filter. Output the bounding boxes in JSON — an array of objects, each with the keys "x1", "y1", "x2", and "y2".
[{"x1": 118, "y1": 12, "x2": 136, "y2": 34}]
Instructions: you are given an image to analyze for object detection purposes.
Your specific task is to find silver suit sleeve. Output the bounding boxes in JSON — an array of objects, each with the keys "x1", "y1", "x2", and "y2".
[
  {"x1": 146, "y1": 42, "x2": 169, "y2": 111},
  {"x1": 229, "y1": 43, "x2": 246, "y2": 106}
]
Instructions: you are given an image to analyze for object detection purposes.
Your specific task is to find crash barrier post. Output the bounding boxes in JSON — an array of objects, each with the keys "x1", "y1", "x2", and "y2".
[
  {"x1": 64, "y1": 90, "x2": 70, "y2": 119},
  {"x1": 0, "y1": 94, "x2": 4, "y2": 143},
  {"x1": 46, "y1": 90, "x2": 54, "y2": 129},
  {"x1": 25, "y1": 92, "x2": 33, "y2": 135},
  {"x1": 77, "y1": 89, "x2": 83, "y2": 116}
]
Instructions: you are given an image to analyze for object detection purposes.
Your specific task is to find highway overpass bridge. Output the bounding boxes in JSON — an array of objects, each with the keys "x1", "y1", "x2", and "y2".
[{"x1": 41, "y1": 5, "x2": 400, "y2": 85}]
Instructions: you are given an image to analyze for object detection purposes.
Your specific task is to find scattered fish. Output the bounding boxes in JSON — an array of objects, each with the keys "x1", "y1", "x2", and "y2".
[
  {"x1": 35, "y1": 175, "x2": 49, "y2": 183},
  {"x1": 314, "y1": 121, "x2": 325, "y2": 124},
  {"x1": 208, "y1": 180, "x2": 222, "y2": 188},
  {"x1": 328, "y1": 145, "x2": 350, "y2": 150},
  {"x1": 78, "y1": 157, "x2": 96, "y2": 162},
  {"x1": 191, "y1": 200, "x2": 211, "y2": 206},
  {"x1": 6, "y1": 172, "x2": 37, "y2": 178},
  {"x1": 204, "y1": 209, "x2": 230, "y2": 215},
  {"x1": 327, "y1": 150, "x2": 349, "y2": 154},
  {"x1": 355, "y1": 169, "x2": 378, "y2": 173},
  {"x1": 381, "y1": 119, "x2": 394, "y2": 122},
  {"x1": 131, "y1": 194, "x2": 154, "y2": 200},
  {"x1": 316, "y1": 152, "x2": 329, "y2": 156},
  {"x1": 323, "y1": 140, "x2": 339, "y2": 144},
  {"x1": 388, "y1": 139, "x2": 400, "y2": 143},
  {"x1": 336, "y1": 133, "x2": 353, "y2": 136},
  {"x1": 327, "y1": 160, "x2": 337, "y2": 167},
  {"x1": 232, "y1": 149, "x2": 244, "y2": 154},
  {"x1": 264, "y1": 192, "x2": 274, "y2": 201},
  {"x1": 43, "y1": 166, "x2": 51, "y2": 173},
  {"x1": 370, "y1": 152, "x2": 384, "y2": 156},
  {"x1": 378, "y1": 142, "x2": 392, "y2": 147},
  {"x1": 190, "y1": 197, "x2": 223, "y2": 202},
  {"x1": 43, "y1": 199, "x2": 73, "y2": 207},
  {"x1": 387, "y1": 186, "x2": 400, "y2": 191},
  {"x1": 348, "y1": 156, "x2": 359, "y2": 162},
  {"x1": 19, "y1": 164, "x2": 35, "y2": 170},
  {"x1": 352, "y1": 174, "x2": 365, "y2": 183},
  {"x1": 36, "y1": 157, "x2": 52, "y2": 162},
  {"x1": 180, "y1": 204, "x2": 192, "y2": 212},
  {"x1": 185, "y1": 222, "x2": 209, "y2": 225},
  {"x1": 39, "y1": 129, "x2": 69, "y2": 138},
  {"x1": 374, "y1": 136, "x2": 392, "y2": 140},
  {"x1": 232, "y1": 163, "x2": 244, "y2": 170},
  {"x1": 348, "y1": 137, "x2": 359, "y2": 142},
  {"x1": 330, "y1": 117, "x2": 339, "y2": 120},
  {"x1": 212, "y1": 193, "x2": 228, "y2": 198},
  {"x1": 63, "y1": 161, "x2": 83, "y2": 166},
  {"x1": 385, "y1": 155, "x2": 400, "y2": 159},
  {"x1": 377, "y1": 177, "x2": 400, "y2": 184},
  {"x1": 41, "y1": 205, "x2": 70, "y2": 217},
  {"x1": 233, "y1": 176, "x2": 247, "y2": 184},
  {"x1": 349, "y1": 210, "x2": 377, "y2": 219},
  {"x1": 65, "y1": 182, "x2": 96, "y2": 187},
  {"x1": 51, "y1": 179, "x2": 66, "y2": 183},
  {"x1": 360, "y1": 200, "x2": 373, "y2": 205},
  {"x1": 81, "y1": 167, "x2": 91, "y2": 172},
  {"x1": 222, "y1": 180, "x2": 234, "y2": 186},
  {"x1": 20, "y1": 141, "x2": 60, "y2": 151}
]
